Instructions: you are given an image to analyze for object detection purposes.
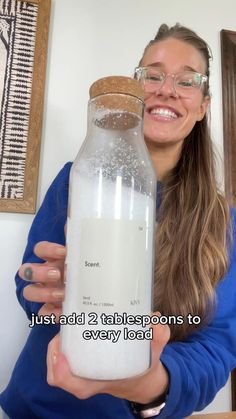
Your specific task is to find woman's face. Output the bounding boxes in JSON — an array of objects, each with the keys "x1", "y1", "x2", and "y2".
[{"x1": 141, "y1": 38, "x2": 209, "y2": 149}]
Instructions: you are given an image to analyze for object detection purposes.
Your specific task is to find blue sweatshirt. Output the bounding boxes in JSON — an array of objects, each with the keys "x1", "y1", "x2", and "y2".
[{"x1": 1, "y1": 162, "x2": 236, "y2": 419}]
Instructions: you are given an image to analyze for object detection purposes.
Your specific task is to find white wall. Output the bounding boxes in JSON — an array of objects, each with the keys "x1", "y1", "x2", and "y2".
[{"x1": 0, "y1": 0, "x2": 235, "y2": 413}]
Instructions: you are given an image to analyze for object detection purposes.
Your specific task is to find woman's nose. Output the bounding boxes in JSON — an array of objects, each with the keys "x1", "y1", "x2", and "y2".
[{"x1": 156, "y1": 74, "x2": 178, "y2": 98}]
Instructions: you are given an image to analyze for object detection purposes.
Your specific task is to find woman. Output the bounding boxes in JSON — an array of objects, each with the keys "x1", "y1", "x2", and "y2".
[{"x1": 1, "y1": 24, "x2": 236, "y2": 419}]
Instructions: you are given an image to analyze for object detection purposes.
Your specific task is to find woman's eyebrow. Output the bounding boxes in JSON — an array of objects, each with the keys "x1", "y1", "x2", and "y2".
[
  {"x1": 183, "y1": 64, "x2": 199, "y2": 72},
  {"x1": 145, "y1": 62, "x2": 162, "y2": 67},
  {"x1": 144, "y1": 62, "x2": 199, "y2": 72}
]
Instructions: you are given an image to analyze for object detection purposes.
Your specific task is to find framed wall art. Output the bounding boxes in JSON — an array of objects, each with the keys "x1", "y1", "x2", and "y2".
[
  {"x1": 0, "y1": 0, "x2": 51, "y2": 213},
  {"x1": 221, "y1": 28, "x2": 236, "y2": 410},
  {"x1": 221, "y1": 29, "x2": 236, "y2": 207}
]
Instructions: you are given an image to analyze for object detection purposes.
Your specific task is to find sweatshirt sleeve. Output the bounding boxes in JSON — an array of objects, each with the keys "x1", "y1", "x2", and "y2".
[
  {"x1": 15, "y1": 162, "x2": 72, "y2": 320},
  {"x1": 157, "y1": 208, "x2": 236, "y2": 419}
]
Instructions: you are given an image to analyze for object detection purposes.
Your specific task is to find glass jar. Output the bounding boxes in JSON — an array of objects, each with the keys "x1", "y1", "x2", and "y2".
[{"x1": 61, "y1": 76, "x2": 156, "y2": 380}]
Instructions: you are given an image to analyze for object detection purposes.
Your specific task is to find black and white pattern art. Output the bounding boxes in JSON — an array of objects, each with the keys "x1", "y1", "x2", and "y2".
[{"x1": 0, "y1": 0, "x2": 38, "y2": 199}]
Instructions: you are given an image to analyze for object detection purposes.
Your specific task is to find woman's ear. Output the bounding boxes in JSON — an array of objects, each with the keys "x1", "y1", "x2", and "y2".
[{"x1": 197, "y1": 95, "x2": 210, "y2": 121}]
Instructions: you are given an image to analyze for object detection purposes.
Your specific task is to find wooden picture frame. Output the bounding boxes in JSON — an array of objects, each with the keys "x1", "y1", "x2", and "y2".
[
  {"x1": 221, "y1": 29, "x2": 236, "y2": 410},
  {"x1": 233, "y1": 370, "x2": 236, "y2": 412},
  {"x1": 0, "y1": 0, "x2": 51, "y2": 213}
]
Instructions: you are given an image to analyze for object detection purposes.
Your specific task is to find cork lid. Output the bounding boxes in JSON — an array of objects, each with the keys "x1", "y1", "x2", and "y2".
[{"x1": 89, "y1": 76, "x2": 144, "y2": 101}]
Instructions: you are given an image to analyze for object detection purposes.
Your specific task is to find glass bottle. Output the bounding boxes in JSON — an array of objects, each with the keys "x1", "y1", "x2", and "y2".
[{"x1": 61, "y1": 76, "x2": 156, "y2": 380}]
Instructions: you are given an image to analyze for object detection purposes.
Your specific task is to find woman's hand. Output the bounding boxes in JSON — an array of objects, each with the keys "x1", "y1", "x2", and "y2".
[
  {"x1": 19, "y1": 241, "x2": 66, "y2": 320},
  {"x1": 46, "y1": 319, "x2": 170, "y2": 404}
]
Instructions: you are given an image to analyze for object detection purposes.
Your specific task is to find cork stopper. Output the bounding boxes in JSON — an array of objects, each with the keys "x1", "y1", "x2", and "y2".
[
  {"x1": 89, "y1": 76, "x2": 144, "y2": 101},
  {"x1": 89, "y1": 76, "x2": 144, "y2": 130}
]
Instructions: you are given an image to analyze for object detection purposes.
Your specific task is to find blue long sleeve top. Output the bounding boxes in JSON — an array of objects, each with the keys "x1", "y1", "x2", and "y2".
[{"x1": 1, "y1": 162, "x2": 236, "y2": 419}]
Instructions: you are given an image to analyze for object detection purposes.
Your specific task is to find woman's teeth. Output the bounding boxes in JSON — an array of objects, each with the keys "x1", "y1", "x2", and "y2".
[{"x1": 150, "y1": 108, "x2": 178, "y2": 119}]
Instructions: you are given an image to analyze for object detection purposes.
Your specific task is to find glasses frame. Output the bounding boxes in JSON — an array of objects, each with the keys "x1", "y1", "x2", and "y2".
[{"x1": 134, "y1": 66, "x2": 208, "y2": 96}]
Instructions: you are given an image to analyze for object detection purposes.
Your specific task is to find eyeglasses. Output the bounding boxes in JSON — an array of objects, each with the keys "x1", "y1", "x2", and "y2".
[{"x1": 134, "y1": 66, "x2": 208, "y2": 97}]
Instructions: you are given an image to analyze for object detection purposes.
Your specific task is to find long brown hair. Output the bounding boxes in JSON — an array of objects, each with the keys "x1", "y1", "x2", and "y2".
[{"x1": 142, "y1": 24, "x2": 231, "y2": 341}]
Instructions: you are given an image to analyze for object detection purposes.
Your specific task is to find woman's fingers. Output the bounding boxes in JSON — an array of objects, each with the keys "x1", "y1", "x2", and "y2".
[
  {"x1": 18, "y1": 241, "x2": 66, "y2": 284},
  {"x1": 151, "y1": 312, "x2": 170, "y2": 367},
  {"x1": 38, "y1": 303, "x2": 62, "y2": 321},
  {"x1": 46, "y1": 315, "x2": 171, "y2": 403},
  {"x1": 47, "y1": 335, "x2": 106, "y2": 399},
  {"x1": 23, "y1": 283, "x2": 64, "y2": 303},
  {"x1": 34, "y1": 241, "x2": 66, "y2": 261},
  {"x1": 19, "y1": 262, "x2": 63, "y2": 284},
  {"x1": 47, "y1": 334, "x2": 60, "y2": 385},
  {"x1": 18, "y1": 240, "x2": 66, "y2": 319}
]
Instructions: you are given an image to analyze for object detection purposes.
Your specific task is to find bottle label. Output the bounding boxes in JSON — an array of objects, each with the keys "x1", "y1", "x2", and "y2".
[{"x1": 71, "y1": 218, "x2": 151, "y2": 312}]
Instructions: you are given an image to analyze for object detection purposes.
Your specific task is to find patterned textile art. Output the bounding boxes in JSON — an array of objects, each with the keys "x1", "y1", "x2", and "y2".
[{"x1": 0, "y1": 0, "x2": 38, "y2": 199}]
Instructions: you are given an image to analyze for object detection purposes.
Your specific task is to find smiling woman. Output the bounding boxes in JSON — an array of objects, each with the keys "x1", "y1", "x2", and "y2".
[
  {"x1": 139, "y1": 37, "x2": 209, "y2": 155},
  {"x1": 132, "y1": 25, "x2": 228, "y2": 344}
]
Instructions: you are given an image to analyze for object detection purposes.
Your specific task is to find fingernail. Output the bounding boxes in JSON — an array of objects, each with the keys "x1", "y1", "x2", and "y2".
[
  {"x1": 47, "y1": 269, "x2": 60, "y2": 280},
  {"x1": 52, "y1": 351, "x2": 58, "y2": 365},
  {"x1": 56, "y1": 247, "x2": 66, "y2": 256},
  {"x1": 52, "y1": 289, "x2": 64, "y2": 300},
  {"x1": 24, "y1": 267, "x2": 33, "y2": 281}
]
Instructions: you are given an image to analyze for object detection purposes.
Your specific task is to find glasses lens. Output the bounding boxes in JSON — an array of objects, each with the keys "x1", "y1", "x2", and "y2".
[
  {"x1": 143, "y1": 68, "x2": 164, "y2": 92},
  {"x1": 175, "y1": 72, "x2": 203, "y2": 89}
]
